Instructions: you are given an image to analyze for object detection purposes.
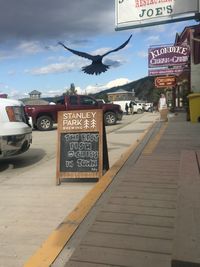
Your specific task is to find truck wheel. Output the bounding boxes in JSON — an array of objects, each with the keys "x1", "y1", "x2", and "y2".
[
  {"x1": 36, "y1": 116, "x2": 53, "y2": 131},
  {"x1": 137, "y1": 108, "x2": 143, "y2": 114},
  {"x1": 104, "y1": 112, "x2": 117, "y2": 126}
]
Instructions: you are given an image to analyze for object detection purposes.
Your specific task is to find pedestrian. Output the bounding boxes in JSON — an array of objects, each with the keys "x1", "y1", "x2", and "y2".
[
  {"x1": 158, "y1": 94, "x2": 167, "y2": 110},
  {"x1": 129, "y1": 101, "x2": 133, "y2": 114},
  {"x1": 158, "y1": 94, "x2": 168, "y2": 121},
  {"x1": 125, "y1": 103, "x2": 129, "y2": 115}
]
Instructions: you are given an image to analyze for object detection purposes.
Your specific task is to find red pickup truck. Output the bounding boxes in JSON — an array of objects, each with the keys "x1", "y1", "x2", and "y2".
[{"x1": 25, "y1": 95, "x2": 123, "y2": 131}]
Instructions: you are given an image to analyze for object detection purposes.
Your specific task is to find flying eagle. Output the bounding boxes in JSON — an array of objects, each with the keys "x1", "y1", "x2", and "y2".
[{"x1": 58, "y1": 35, "x2": 132, "y2": 75}]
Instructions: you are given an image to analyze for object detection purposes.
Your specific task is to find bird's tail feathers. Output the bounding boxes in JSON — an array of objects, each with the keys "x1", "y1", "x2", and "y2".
[{"x1": 82, "y1": 63, "x2": 109, "y2": 75}]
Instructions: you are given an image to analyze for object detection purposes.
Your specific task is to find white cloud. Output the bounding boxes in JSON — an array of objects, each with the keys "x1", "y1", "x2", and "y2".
[
  {"x1": 0, "y1": 41, "x2": 44, "y2": 61},
  {"x1": 74, "y1": 87, "x2": 82, "y2": 94},
  {"x1": 27, "y1": 63, "x2": 68, "y2": 75},
  {"x1": 17, "y1": 41, "x2": 43, "y2": 54},
  {"x1": 106, "y1": 78, "x2": 130, "y2": 88},
  {"x1": 9, "y1": 90, "x2": 28, "y2": 99},
  {"x1": 84, "y1": 78, "x2": 131, "y2": 94},
  {"x1": 84, "y1": 84, "x2": 107, "y2": 95},
  {"x1": 0, "y1": 83, "x2": 30, "y2": 99},
  {"x1": 26, "y1": 61, "x2": 80, "y2": 75}
]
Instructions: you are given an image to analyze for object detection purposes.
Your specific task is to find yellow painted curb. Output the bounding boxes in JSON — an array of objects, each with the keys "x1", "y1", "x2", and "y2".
[{"x1": 24, "y1": 121, "x2": 156, "y2": 267}]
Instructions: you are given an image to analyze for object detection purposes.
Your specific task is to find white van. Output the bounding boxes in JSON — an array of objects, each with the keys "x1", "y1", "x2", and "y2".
[{"x1": 0, "y1": 98, "x2": 32, "y2": 158}]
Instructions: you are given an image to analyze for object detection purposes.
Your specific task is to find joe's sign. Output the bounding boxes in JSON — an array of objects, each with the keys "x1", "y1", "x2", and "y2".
[
  {"x1": 148, "y1": 45, "x2": 190, "y2": 68},
  {"x1": 115, "y1": 0, "x2": 200, "y2": 30}
]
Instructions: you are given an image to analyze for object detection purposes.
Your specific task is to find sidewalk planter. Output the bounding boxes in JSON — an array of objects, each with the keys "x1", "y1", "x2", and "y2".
[
  {"x1": 188, "y1": 93, "x2": 200, "y2": 123},
  {"x1": 159, "y1": 108, "x2": 168, "y2": 122}
]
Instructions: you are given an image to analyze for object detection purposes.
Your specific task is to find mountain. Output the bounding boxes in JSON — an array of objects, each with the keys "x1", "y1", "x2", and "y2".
[
  {"x1": 20, "y1": 76, "x2": 162, "y2": 105},
  {"x1": 94, "y1": 76, "x2": 162, "y2": 104}
]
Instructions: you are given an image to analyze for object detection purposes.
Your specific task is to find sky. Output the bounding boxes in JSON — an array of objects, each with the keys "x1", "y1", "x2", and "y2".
[{"x1": 0, "y1": 0, "x2": 198, "y2": 99}]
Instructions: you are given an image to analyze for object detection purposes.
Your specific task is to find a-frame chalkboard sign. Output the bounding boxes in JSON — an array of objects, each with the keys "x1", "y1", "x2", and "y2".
[{"x1": 56, "y1": 109, "x2": 103, "y2": 185}]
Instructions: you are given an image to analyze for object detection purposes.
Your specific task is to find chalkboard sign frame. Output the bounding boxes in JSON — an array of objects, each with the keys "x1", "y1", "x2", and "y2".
[{"x1": 56, "y1": 109, "x2": 103, "y2": 184}]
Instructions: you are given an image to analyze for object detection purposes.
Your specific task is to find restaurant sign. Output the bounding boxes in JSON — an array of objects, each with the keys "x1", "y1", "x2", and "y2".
[
  {"x1": 115, "y1": 0, "x2": 200, "y2": 30},
  {"x1": 148, "y1": 45, "x2": 190, "y2": 68},
  {"x1": 155, "y1": 76, "x2": 176, "y2": 88}
]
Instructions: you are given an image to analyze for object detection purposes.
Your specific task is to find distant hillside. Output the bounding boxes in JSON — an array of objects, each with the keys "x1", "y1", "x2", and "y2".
[
  {"x1": 20, "y1": 76, "x2": 163, "y2": 105},
  {"x1": 94, "y1": 76, "x2": 162, "y2": 104}
]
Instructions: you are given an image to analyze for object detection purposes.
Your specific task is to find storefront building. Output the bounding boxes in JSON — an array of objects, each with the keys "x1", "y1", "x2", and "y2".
[{"x1": 174, "y1": 24, "x2": 200, "y2": 108}]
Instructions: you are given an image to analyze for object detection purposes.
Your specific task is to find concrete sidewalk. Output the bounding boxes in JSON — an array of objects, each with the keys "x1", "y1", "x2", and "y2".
[{"x1": 52, "y1": 112, "x2": 200, "y2": 267}]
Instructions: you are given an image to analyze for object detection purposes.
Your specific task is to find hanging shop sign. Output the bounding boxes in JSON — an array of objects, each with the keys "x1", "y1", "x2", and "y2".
[
  {"x1": 155, "y1": 76, "x2": 176, "y2": 88},
  {"x1": 115, "y1": 0, "x2": 200, "y2": 30},
  {"x1": 148, "y1": 45, "x2": 190, "y2": 68}
]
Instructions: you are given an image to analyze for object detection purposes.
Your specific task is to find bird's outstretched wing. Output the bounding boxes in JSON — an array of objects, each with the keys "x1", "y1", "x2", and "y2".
[
  {"x1": 102, "y1": 34, "x2": 132, "y2": 57},
  {"x1": 58, "y1": 42, "x2": 94, "y2": 60}
]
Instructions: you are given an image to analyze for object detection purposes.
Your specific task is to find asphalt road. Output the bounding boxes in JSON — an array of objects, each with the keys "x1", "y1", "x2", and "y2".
[{"x1": 0, "y1": 113, "x2": 144, "y2": 177}]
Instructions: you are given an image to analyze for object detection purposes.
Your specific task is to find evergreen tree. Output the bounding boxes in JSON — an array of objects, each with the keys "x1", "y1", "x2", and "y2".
[{"x1": 66, "y1": 83, "x2": 77, "y2": 95}]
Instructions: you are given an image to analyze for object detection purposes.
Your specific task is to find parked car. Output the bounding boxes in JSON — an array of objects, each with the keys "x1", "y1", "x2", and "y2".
[
  {"x1": 133, "y1": 101, "x2": 145, "y2": 113},
  {"x1": 0, "y1": 98, "x2": 32, "y2": 158},
  {"x1": 25, "y1": 95, "x2": 123, "y2": 131},
  {"x1": 144, "y1": 102, "x2": 153, "y2": 112},
  {"x1": 96, "y1": 99, "x2": 105, "y2": 104}
]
